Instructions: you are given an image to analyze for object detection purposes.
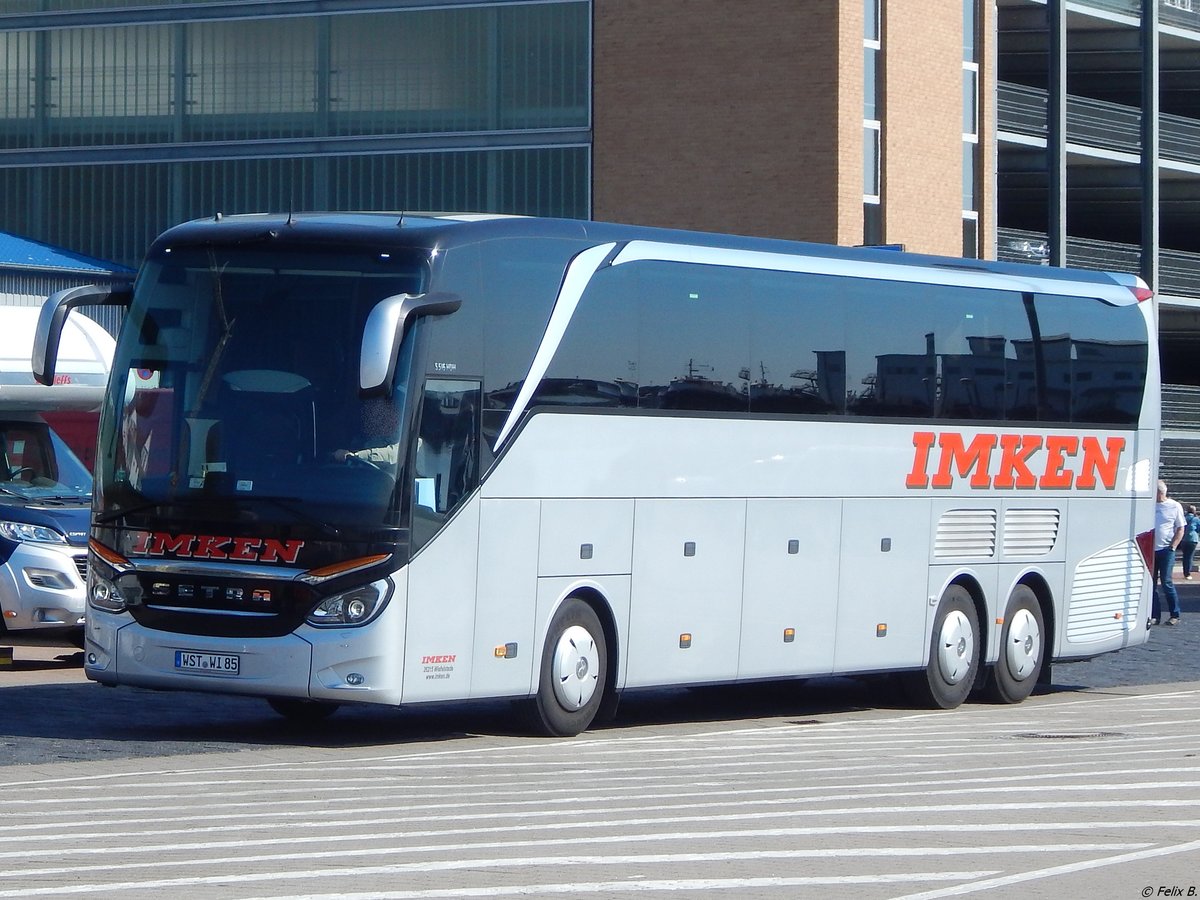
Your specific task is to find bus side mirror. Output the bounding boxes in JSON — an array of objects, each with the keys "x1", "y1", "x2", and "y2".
[
  {"x1": 360, "y1": 292, "x2": 461, "y2": 392},
  {"x1": 34, "y1": 283, "x2": 133, "y2": 385}
]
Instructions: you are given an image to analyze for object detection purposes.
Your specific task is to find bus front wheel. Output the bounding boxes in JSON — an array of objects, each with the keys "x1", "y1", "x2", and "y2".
[
  {"x1": 984, "y1": 585, "x2": 1045, "y2": 704},
  {"x1": 530, "y1": 599, "x2": 607, "y2": 737},
  {"x1": 906, "y1": 585, "x2": 980, "y2": 709}
]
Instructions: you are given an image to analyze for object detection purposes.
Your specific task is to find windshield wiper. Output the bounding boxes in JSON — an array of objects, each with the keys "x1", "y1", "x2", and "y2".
[
  {"x1": 95, "y1": 495, "x2": 341, "y2": 537},
  {"x1": 94, "y1": 500, "x2": 167, "y2": 524}
]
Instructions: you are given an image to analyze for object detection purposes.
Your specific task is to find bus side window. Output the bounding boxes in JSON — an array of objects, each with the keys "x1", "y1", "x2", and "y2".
[{"x1": 412, "y1": 379, "x2": 481, "y2": 551}]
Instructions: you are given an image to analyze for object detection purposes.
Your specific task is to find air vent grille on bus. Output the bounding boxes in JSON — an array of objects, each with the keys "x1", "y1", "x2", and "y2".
[
  {"x1": 1066, "y1": 541, "x2": 1143, "y2": 643},
  {"x1": 1003, "y1": 508, "x2": 1061, "y2": 557},
  {"x1": 934, "y1": 509, "x2": 997, "y2": 559}
]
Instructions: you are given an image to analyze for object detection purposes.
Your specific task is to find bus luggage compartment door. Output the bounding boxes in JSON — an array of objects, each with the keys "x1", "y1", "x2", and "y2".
[
  {"x1": 833, "y1": 498, "x2": 932, "y2": 673},
  {"x1": 739, "y1": 498, "x2": 840, "y2": 680},
  {"x1": 625, "y1": 498, "x2": 745, "y2": 688}
]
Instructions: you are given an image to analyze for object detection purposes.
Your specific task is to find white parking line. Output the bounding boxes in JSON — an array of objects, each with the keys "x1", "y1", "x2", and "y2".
[
  {"x1": 0, "y1": 844, "x2": 1149, "y2": 884},
  {"x1": 1, "y1": 686, "x2": 1196, "y2": 897},
  {"x1": 890, "y1": 838, "x2": 1200, "y2": 900},
  {"x1": 0, "y1": 872, "x2": 1002, "y2": 899}
]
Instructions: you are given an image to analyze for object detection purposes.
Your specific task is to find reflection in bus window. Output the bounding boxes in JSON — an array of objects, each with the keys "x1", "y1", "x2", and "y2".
[{"x1": 412, "y1": 379, "x2": 481, "y2": 552}]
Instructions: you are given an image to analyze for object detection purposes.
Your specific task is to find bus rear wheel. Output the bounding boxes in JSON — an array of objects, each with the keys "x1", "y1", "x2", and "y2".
[
  {"x1": 984, "y1": 585, "x2": 1045, "y2": 704},
  {"x1": 905, "y1": 585, "x2": 980, "y2": 709},
  {"x1": 530, "y1": 598, "x2": 607, "y2": 737}
]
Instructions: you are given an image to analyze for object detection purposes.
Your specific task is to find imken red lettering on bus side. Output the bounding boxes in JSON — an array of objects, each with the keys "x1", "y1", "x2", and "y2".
[{"x1": 906, "y1": 431, "x2": 1125, "y2": 491}]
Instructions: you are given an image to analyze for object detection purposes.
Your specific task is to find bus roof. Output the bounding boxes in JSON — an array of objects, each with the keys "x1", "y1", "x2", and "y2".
[{"x1": 151, "y1": 212, "x2": 1149, "y2": 304}]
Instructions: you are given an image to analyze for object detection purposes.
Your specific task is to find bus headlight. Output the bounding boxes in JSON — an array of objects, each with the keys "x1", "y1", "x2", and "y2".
[
  {"x1": 89, "y1": 575, "x2": 127, "y2": 613},
  {"x1": 306, "y1": 578, "x2": 391, "y2": 628},
  {"x1": 86, "y1": 542, "x2": 141, "y2": 613}
]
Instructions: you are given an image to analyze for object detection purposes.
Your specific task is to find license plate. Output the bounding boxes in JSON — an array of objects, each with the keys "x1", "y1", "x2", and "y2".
[{"x1": 174, "y1": 650, "x2": 240, "y2": 675}]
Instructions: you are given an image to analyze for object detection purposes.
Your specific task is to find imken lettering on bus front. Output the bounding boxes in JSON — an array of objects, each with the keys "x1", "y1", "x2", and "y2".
[
  {"x1": 130, "y1": 531, "x2": 305, "y2": 564},
  {"x1": 905, "y1": 432, "x2": 1125, "y2": 490}
]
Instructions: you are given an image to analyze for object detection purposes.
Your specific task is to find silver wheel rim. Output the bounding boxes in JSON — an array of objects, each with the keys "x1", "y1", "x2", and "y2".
[
  {"x1": 551, "y1": 624, "x2": 600, "y2": 711},
  {"x1": 937, "y1": 609, "x2": 975, "y2": 685},
  {"x1": 1005, "y1": 607, "x2": 1041, "y2": 681}
]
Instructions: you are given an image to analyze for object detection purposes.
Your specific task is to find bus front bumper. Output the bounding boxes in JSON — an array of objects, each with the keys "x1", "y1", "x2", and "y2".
[{"x1": 84, "y1": 610, "x2": 404, "y2": 706}]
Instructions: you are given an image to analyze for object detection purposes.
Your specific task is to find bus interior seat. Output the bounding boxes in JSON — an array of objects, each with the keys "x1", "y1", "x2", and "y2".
[{"x1": 217, "y1": 370, "x2": 316, "y2": 478}]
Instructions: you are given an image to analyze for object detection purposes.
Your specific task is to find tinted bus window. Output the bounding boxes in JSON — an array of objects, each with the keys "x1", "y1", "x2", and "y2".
[
  {"x1": 1030, "y1": 293, "x2": 1147, "y2": 426},
  {"x1": 538, "y1": 257, "x2": 1147, "y2": 429},
  {"x1": 541, "y1": 263, "x2": 639, "y2": 407},
  {"x1": 838, "y1": 277, "x2": 1032, "y2": 421},
  {"x1": 442, "y1": 238, "x2": 586, "y2": 447},
  {"x1": 747, "y1": 268, "x2": 846, "y2": 414},
  {"x1": 635, "y1": 262, "x2": 749, "y2": 412}
]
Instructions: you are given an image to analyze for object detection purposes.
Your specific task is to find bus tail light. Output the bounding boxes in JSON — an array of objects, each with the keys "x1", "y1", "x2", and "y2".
[
  {"x1": 1135, "y1": 531, "x2": 1154, "y2": 572},
  {"x1": 1110, "y1": 272, "x2": 1153, "y2": 302}
]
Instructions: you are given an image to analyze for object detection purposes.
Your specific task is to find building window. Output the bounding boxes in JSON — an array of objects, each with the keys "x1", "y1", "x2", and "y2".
[
  {"x1": 864, "y1": 201, "x2": 883, "y2": 246},
  {"x1": 962, "y1": 66, "x2": 978, "y2": 135},
  {"x1": 962, "y1": 0, "x2": 979, "y2": 256},
  {"x1": 865, "y1": 123, "x2": 880, "y2": 199},
  {"x1": 864, "y1": 45, "x2": 878, "y2": 121},
  {"x1": 963, "y1": 139, "x2": 977, "y2": 211},
  {"x1": 963, "y1": 0, "x2": 976, "y2": 62},
  {"x1": 864, "y1": 0, "x2": 883, "y2": 243},
  {"x1": 962, "y1": 215, "x2": 979, "y2": 259}
]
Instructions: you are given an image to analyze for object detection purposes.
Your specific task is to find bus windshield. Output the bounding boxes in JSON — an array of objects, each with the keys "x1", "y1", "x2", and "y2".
[{"x1": 96, "y1": 245, "x2": 427, "y2": 538}]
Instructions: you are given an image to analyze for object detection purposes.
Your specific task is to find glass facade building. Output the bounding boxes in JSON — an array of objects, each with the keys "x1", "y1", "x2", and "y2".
[{"x1": 0, "y1": 0, "x2": 590, "y2": 268}]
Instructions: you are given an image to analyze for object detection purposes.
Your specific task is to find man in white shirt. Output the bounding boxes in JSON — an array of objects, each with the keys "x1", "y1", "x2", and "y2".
[{"x1": 1153, "y1": 479, "x2": 1185, "y2": 626}]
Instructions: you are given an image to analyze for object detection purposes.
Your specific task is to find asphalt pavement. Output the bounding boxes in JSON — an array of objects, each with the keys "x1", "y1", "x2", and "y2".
[{"x1": 1051, "y1": 566, "x2": 1200, "y2": 689}]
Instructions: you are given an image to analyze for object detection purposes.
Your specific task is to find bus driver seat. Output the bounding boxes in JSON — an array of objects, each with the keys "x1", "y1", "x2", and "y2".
[{"x1": 216, "y1": 370, "x2": 316, "y2": 483}]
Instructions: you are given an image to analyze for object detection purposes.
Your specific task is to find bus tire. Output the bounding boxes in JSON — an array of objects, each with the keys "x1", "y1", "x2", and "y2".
[
  {"x1": 984, "y1": 585, "x2": 1045, "y2": 704},
  {"x1": 267, "y1": 697, "x2": 341, "y2": 722},
  {"x1": 906, "y1": 585, "x2": 980, "y2": 710},
  {"x1": 530, "y1": 598, "x2": 607, "y2": 737}
]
